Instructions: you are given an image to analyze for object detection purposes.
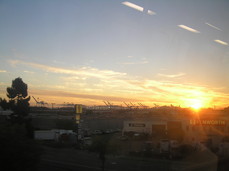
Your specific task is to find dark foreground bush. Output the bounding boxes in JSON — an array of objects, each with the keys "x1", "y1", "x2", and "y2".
[{"x1": 0, "y1": 123, "x2": 42, "y2": 171}]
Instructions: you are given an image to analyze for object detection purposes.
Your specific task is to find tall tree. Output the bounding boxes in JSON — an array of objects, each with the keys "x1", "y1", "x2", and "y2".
[{"x1": 6, "y1": 77, "x2": 30, "y2": 123}]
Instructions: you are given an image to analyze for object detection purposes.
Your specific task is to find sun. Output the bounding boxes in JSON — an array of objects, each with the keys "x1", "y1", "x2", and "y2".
[
  {"x1": 186, "y1": 98, "x2": 204, "y2": 111},
  {"x1": 190, "y1": 103, "x2": 202, "y2": 110}
]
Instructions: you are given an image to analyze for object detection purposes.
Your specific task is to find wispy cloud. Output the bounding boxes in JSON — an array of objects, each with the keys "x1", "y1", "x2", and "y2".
[
  {"x1": 122, "y1": 1, "x2": 144, "y2": 12},
  {"x1": 8, "y1": 60, "x2": 126, "y2": 79},
  {"x1": 8, "y1": 59, "x2": 229, "y2": 108},
  {"x1": 178, "y1": 25, "x2": 200, "y2": 33},
  {"x1": 120, "y1": 58, "x2": 149, "y2": 65},
  {"x1": 121, "y1": 61, "x2": 148, "y2": 65},
  {"x1": 30, "y1": 89, "x2": 139, "y2": 103},
  {"x1": 157, "y1": 72, "x2": 186, "y2": 78},
  {"x1": 205, "y1": 22, "x2": 222, "y2": 31},
  {"x1": 214, "y1": 39, "x2": 228, "y2": 46},
  {"x1": 0, "y1": 70, "x2": 7, "y2": 73},
  {"x1": 147, "y1": 10, "x2": 156, "y2": 15},
  {"x1": 122, "y1": 1, "x2": 156, "y2": 15},
  {"x1": 141, "y1": 80, "x2": 229, "y2": 108},
  {"x1": 24, "y1": 70, "x2": 34, "y2": 74},
  {"x1": 0, "y1": 82, "x2": 8, "y2": 87},
  {"x1": 52, "y1": 60, "x2": 66, "y2": 65}
]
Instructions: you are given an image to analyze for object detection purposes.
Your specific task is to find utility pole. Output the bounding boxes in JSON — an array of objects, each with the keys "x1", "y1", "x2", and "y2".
[{"x1": 75, "y1": 104, "x2": 83, "y2": 144}]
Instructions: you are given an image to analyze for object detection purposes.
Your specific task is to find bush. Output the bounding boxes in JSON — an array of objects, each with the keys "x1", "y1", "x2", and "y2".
[{"x1": 0, "y1": 123, "x2": 42, "y2": 171}]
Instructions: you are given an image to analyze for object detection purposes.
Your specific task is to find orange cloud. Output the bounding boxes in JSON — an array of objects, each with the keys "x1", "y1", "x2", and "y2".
[
  {"x1": 29, "y1": 89, "x2": 140, "y2": 105},
  {"x1": 8, "y1": 59, "x2": 229, "y2": 108}
]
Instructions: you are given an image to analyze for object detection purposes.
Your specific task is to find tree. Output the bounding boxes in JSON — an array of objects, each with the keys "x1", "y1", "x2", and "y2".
[
  {"x1": 6, "y1": 77, "x2": 30, "y2": 123},
  {"x1": 6, "y1": 78, "x2": 34, "y2": 138},
  {"x1": 0, "y1": 79, "x2": 41, "y2": 170}
]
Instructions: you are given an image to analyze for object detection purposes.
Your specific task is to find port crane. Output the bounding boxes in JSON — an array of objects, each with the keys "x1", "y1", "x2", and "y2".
[
  {"x1": 103, "y1": 101, "x2": 113, "y2": 109},
  {"x1": 123, "y1": 102, "x2": 132, "y2": 109},
  {"x1": 32, "y1": 96, "x2": 47, "y2": 107},
  {"x1": 138, "y1": 103, "x2": 148, "y2": 109}
]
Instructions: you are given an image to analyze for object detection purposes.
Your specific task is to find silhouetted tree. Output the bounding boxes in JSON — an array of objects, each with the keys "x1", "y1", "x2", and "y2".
[
  {"x1": 6, "y1": 77, "x2": 30, "y2": 123},
  {"x1": 0, "y1": 79, "x2": 41, "y2": 170},
  {"x1": 6, "y1": 78, "x2": 34, "y2": 138}
]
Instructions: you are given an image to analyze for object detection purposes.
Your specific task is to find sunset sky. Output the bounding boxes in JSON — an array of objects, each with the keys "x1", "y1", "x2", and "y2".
[{"x1": 0, "y1": 0, "x2": 229, "y2": 108}]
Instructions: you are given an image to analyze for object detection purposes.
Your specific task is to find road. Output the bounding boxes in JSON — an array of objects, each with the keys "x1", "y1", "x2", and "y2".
[
  {"x1": 38, "y1": 146, "x2": 219, "y2": 171},
  {"x1": 38, "y1": 146, "x2": 174, "y2": 171}
]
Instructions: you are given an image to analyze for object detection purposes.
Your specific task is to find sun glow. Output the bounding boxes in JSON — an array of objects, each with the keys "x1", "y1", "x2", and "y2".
[
  {"x1": 187, "y1": 99, "x2": 204, "y2": 110},
  {"x1": 190, "y1": 103, "x2": 202, "y2": 110}
]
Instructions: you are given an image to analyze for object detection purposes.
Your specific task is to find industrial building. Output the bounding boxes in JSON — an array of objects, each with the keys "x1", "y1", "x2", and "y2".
[{"x1": 122, "y1": 116, "x2": 229, "y2": 147}]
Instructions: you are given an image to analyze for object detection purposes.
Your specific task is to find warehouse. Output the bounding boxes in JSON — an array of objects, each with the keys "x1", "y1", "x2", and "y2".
[
  {"x1": 122, "y1": 117, "x2": 229, "y2": 147},
  {"x1": 183, "y1": 118, "x2": 228, "y2": 147}
]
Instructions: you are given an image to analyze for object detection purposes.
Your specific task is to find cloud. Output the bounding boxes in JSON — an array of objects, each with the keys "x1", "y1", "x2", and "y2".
[
  {"x1": 30, "y1": 89, "x2": 140, "y2": 103},
  {"x1": 24, "y1": 70, "x2": 34, "y2": 74},
  {"x1": 205, "y1": 22, "x2": 222, "y2": 31},
  {"x1": 120, "y1": 59, "x2": 149, "y2": 65},
  {"x1": 121, "y1": 61, "x2": 148, "y2": 65},
  {"x1": 52, "y1": 60, "x2": 66, "y2": 65},
  {"x1": 157, "y1": 72, "x2": 186, "y2": 78},
  {"x1": 147, "y1": 10, "x2": 156, "y2": 15},
  {"x1": 214, "y1": 40, "x2": 228, "y2": 46},
  {"x1": 8, "y1": 60, "x2": 126, "y2": 79},
  {"x1": 122, "y1": 2, "x2": 156, "y2": 15},
  {"x1": 125, "y1": 78, "x2": 229, "y2": 108},
  {"x1": 178, "y1": 25, "x2": 200, "y2": 33},
  {"x1": 0, "y1": 70, "x2": 7, "y2": 73},
  {"x1": 122, "y1": 1, "x2": 144, "y2": 12},
  {"x1": 8, "y1": 60, "x2": 229, "y2": 108}
]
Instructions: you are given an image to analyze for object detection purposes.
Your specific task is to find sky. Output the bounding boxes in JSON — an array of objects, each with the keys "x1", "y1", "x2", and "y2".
[{"x1": 0, "y1": 0, "x2": 229, "y2": 108}]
